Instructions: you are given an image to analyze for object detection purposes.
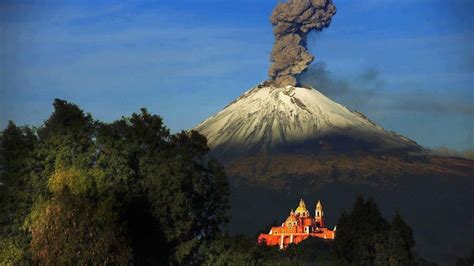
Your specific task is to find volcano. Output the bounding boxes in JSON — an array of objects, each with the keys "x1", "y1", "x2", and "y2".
[
  {"x1": 194, "y1": 83, "x2": 474, "y2": 265},
  {"x1": 195, "y1": 83, "x2": 421, "y2": 160},
  {"x1": 194, "y1": 83, "x2": 471, "y2": 189}
]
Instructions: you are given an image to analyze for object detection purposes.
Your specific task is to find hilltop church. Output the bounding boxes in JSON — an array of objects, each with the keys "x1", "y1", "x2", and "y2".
[{"x1": 258, "y1": 199, "x2": 335, "y2": 249}]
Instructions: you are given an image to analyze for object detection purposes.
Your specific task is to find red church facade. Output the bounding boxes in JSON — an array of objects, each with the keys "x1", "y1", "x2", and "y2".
[{"x1": 258, "y1": 199, "x2": 335, "y2": 249}]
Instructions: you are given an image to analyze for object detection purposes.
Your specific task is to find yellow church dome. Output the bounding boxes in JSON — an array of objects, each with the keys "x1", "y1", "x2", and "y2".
[{"x1": 295, "y1": 199, "x2": 308, "y2": 215}]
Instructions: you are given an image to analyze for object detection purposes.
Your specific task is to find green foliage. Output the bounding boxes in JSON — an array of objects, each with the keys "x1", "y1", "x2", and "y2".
[
  {"x1": 283, "y1": 238, "x2": 337, "y2": 265},
  {"x1": 16, "y1": 100, "x2": 131, "y2": 264},
  {"x1": 0, "y1": 237, "x2": 28, "y2": 265},
  {"x1": 385, "y1": 211, "x2": 416, "y2": 265},
  {"x1": 29, "y1": 99, "x2": 97, "y2": 199},
  {"x1": 47, "y1": 166, "x2": 93, "y2": 195},
  {"x1": 0, "y1": 121, "x2": 37, "y2": 264},
  {"x1": 335, "y1": 196, "x2": 417, "y2": 265},
  {"x1": 94, "y1": 109, "x2": 229, "y2": 264},
  {"x1": 26, "y1": 189, "x2": 130, "y2": 265},
  {"x1": 0, "y1": 100, "x2": 229, "y2": 264},
  {"x1": 199, "y1": 235, "x2": 263, "y2": 265},
  {"x1": 0, "y1": 121, "x2": 37, "y2": 187},
  {"x1": 199, "y1": 235, "x2": 338, "y2": 266}
]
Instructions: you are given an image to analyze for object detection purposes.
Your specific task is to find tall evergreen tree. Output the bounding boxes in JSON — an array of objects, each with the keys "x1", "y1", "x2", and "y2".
[
  {"x1": 334, "y1": 196, "x2": 416, "y2": 265},
  {"x1": 333, "y1": 210, "x2": 352, "y2": 262},
  {"x1": 387, "y1": 211, "x2": 416, "y2": 265}
]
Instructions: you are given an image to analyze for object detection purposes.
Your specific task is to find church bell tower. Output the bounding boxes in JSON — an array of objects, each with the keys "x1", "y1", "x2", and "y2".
[{"x1": 315, "y1": 200, "x2": 324, "y2": 227}]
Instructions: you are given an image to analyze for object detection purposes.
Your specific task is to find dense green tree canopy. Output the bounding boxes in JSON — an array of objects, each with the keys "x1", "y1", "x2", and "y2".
[
  {"x1": 0, "y1": 99, "x2": 229, "y2": 264},
  {"x1": 335, "y1": 196, "x2": 418, "y2": 266},
  {"x1": 0, "y1": 121, "x2": 37, "y2": 263}
]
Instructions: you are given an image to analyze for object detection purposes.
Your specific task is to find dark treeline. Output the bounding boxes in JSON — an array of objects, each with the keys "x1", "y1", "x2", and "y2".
[
  {"x1": 1, "y1": 99, "x2": 434, "y2": 265},
  {"x1": 456, "y1": 249, "x2": 474, "y2": 266}
]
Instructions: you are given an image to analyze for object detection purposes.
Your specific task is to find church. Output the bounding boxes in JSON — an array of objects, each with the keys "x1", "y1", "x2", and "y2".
[{"x1": 258, "y1": 199, "x2": 335, "y2": 249}]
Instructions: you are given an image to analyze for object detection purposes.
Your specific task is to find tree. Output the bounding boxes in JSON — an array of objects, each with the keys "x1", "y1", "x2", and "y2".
[
  {"x1": 21, "y1": 100, "x2": 130, "y2": 264},
  {"x1": 95, "y1": 110, "x2": 229, "y2": 264},
  {"x1": 26, "y1": 180, "x2": 130, "y2": 264},
  {"x1": 29, "y1": 99, "x2": 97, "y2": 199},
  {"x1": 283, "y1": 238, "x2": 335, "y2": 264},
  {"x1": 0, "y1": 121, "x2": 37, "y2": 264},
  {"x1": 333, "y1": 210, "x2": 352, "y2": 262},
  {"x1": 334, "y1": 196, "x2": 417, "y2": 266},
  {"x1": 199, "y1": 235, "x2": 265, "y2": 265},
  {"x1": 386, "y1": 211, "x2": 415, "y2": 265},
  {"x1": 2, "y1": 99, "x2": 230, "y2": 264},
  {"x1": 335, "y1": 196, "x2": 388, "y2": 264}
]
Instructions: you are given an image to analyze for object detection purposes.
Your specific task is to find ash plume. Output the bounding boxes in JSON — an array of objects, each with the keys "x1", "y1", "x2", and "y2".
[{"x1": 268, "y1": 0, "x2": 336, "y2": 87}]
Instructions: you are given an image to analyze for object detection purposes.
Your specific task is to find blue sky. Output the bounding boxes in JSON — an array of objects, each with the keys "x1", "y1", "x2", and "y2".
[{"x1": 1, "y1": 0, "x2": 473, "y2": 150}]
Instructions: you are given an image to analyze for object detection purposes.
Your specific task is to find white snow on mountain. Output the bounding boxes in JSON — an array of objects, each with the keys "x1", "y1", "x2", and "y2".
[{"x1": 194, "y1": 83, "x2": 420, "y2": 154}]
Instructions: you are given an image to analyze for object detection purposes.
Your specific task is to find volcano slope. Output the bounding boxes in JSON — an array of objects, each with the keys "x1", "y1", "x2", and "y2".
[{"x1": 194, "y1": 84, "x2": 474, "y2": 265}]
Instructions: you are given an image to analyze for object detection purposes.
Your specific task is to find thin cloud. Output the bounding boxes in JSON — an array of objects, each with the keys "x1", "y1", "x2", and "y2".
[
  {"x1": 298, "y1": 61, "x2": 473, "y2": 116},
  {"x1": 297, "y1": 62, "x2": 380, "y2": 110}
]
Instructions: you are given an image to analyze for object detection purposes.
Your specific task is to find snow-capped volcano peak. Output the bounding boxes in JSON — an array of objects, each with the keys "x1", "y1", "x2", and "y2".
[{"x1": 194, "y1": 83, "x2": 420, "y2": 158}]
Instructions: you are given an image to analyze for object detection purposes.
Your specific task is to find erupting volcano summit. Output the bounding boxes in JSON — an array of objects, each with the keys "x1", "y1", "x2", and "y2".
[{"x1": 193, "y1": 0, "x2": 422, "y2": 160}]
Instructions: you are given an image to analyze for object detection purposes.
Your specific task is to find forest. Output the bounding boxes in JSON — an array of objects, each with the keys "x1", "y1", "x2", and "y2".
[{"x1": 1, "y1": 99, "x2": 470, "y2": 265}]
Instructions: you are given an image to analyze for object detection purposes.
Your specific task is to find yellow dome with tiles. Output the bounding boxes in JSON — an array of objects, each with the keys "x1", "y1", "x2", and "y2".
[{"x1": 295, "y1": 199, "x2": 308, "y2": 216}]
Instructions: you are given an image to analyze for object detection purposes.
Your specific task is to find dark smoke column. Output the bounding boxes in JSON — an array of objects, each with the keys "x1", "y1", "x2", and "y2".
[{"x1": 269, "y1": 0, "x2": 336, "y2": 87}]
